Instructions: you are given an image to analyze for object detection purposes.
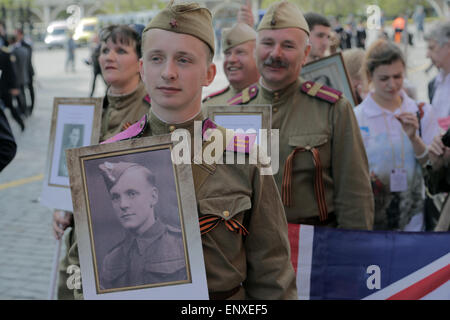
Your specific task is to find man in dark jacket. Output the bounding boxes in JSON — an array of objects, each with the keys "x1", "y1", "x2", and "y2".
[{"x1": 0, "y1": 106, "x2": 17, "y2": 172}]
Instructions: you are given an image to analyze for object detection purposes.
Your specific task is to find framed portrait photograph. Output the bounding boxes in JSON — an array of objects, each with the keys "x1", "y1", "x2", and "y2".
[
  {"x1": 301, "y1": 52, "x2": 357, "y2": 107},
  {"x1": 40, "y1": 97, "x2": 103, "y2": 212},
  {"x1": 66, "y1": 135, "x2": 208, "y2": 299},
  {"x1": 205, "y1": 104, "x2": 272, "y2": 155}
]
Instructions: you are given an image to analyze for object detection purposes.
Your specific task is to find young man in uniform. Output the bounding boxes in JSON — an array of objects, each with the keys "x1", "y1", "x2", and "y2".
[
  {"x1": 251, "y1": 1, "x2": 374, "y2": 229},
  {"x1": 202, "y1": 22, "x2": 260, "y2": 106},
  {"x1": 65, "y1": 1, "x2": 296, "y2": 300}
]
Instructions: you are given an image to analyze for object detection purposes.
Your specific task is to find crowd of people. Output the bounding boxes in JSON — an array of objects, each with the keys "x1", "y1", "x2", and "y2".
[
  {"x1": 1, "y1": 0, "x2": 450, "y2": 300},
  {"x1": 0, "y1": 21, "x2": 34, "y2": 132}
]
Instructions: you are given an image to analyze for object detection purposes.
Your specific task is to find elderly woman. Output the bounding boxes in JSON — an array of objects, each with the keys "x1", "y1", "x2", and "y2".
[{"x1": 354, "y1": 39, "x2": 440, "y2": 231}]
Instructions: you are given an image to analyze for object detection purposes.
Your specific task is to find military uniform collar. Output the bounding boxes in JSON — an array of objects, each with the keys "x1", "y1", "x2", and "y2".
[
  {"x1": 148, "y1": 109, "x2": 204, "y2": 137},
  {"x1": 123, "y1": 218, "x2": 166, "y2": 256},
  {"x1": 107, "y1": 82, "x2": 146, "y2": 110},
  {"x1": 259, "y1": 77, "x2": 300, "y2": 105}
]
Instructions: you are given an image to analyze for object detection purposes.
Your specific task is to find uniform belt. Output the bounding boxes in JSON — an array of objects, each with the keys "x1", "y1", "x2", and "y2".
[
  {"x1": 209, "y1": 285, "x2": 241, "y2": 300},
  {"x1": 296, "y1": 212, "x2": 336, "y2": 226}
]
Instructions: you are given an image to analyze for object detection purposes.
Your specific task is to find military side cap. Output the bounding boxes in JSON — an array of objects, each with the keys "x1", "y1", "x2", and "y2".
[
  {"x1": 99, "y1": 161, "x2": 142, "y2": 191},
  {"x1": 143, "y1": 0, "x2": 215, "y2": 55},
  {"x1": 222, "y1": 22, "x2": 257, "y2": 52},
  {"x1": 257, "y1": 1, "x2": 310, "y2": 36}
]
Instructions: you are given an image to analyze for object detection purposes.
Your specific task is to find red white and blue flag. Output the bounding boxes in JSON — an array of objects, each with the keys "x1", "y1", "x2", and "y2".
[{"x1": 288, "y1": 224, "x2": 450, "y2": 300}]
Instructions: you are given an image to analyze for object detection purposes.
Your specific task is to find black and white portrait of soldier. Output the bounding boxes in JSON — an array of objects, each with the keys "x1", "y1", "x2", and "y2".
[
  {"x1": 58, "y1": 124, "x2": 84, "y2": 177},
  {"x1": 94, "y1": 160, "x2": 188, "y2": 291}
]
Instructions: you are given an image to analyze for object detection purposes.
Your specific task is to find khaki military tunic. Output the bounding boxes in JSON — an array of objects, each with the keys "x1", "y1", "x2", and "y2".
[
  {"x1": 202, "y1": 83, "x2": 259, "y2": 108},
  {"x1": 101, "y1": 219, "x2": 187, "y2": 290},
  {"x1": 100, "y1": 81, "x2": 150, "y2": 141},
  {"x1": 65, "y1": 110, "x2": 296, "y2": 300},
  {"x1": 142, "y1": 111, "x2": 297, "y2": 299},
  {"x1": 252, "y1": 78, "x2": 374, "y2": 229}
]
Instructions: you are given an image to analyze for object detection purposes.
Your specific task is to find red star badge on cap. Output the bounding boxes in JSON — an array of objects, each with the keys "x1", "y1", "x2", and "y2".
[{"x1": 170, "y1": 18, "x2": 178, "y2": 28}]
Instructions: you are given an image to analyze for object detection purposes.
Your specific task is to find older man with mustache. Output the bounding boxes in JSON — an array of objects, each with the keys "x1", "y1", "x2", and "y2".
[
  {"x1": 249, "y1": 1, "x2": 374, "y2": 230},
  {"x1": 203, "y1": 23, "x2": 260, "y2": 106}
]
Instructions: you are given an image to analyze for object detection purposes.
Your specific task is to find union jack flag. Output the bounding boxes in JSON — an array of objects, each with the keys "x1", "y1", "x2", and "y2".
[{"x1": 288, "y1": 224, "x2": 450, "y2": 300}]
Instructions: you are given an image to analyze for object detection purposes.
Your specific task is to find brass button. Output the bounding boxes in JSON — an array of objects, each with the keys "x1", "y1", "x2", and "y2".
[
  {"x1": 273, "y1": 107, "x2": 278, "y2": 113},
  {"x1": 169, "y1": 125, "x2": 176, "y2": 132},
  {"x1": 223, "y1": 210, "x2": 230, "y2": 218}
]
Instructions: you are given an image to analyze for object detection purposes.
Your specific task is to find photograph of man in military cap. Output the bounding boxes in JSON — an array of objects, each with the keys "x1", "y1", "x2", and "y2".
[
  {"x1": 83, "y1": 152, "x2": 188, "y2": 292},
  {"x1": 58, "y1": 124, "x2": 84, "y2": 177}
]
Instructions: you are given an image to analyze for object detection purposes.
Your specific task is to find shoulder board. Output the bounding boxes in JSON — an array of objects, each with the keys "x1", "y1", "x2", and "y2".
[
  {"x1": 143, "y1": 94, "x2": 151, "y2": 105},
  {"x1": 202, "y1": 118, "x2": 256, "y2": 154},
  {"x1": 301, "y1": 81, "x2": 342, "y2": 104},
  {"x1": 202, "y1": 86, "x2": 230, "y2": 103},
  {"x1": 101, "y1": 114, "x2": 148, "y2": 144},
  {"x1": 227, "y1": 84, "x2": 259, "y2": 105},
  {"x1": 1, "y1": 47, "x2": 10, "y2": 53}
]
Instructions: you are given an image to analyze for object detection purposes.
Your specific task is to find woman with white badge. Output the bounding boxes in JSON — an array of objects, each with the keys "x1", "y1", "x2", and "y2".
[{"x1": 354, "y1": 39, "x2": 440, "y2": 231}]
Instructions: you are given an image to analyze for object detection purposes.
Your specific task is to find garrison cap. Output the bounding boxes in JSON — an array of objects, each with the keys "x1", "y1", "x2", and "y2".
[
  {"x1": 143, "y1": 0, "x2": 215, "y2": 55},
  {"x1": 99, "y1": 161, "x2": 154, "y2": 191},
  {"x1": 222, "y1": 22, "x2": 257, "y2": 52},
  {"x1": 257, "y1": 1, "x2": 310, "y2": 36}
]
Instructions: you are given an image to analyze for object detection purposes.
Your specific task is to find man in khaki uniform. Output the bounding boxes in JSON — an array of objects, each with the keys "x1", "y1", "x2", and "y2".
[
  {"x1": 251, "y1": 1, "x2": 374, "y2": 229},
  {"x1": 66, "y1": 1, "x2": 296, "y2": 300},
  {"x1": 202, "y1": 22, "x2": 259, "y2": 106}
]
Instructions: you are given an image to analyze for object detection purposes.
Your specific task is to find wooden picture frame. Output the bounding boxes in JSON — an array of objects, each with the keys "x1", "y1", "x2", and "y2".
[
  {"x1": 66, "y1": 134, "x2": 208, "y2": 299},
  {"x1": 205, "y1": 104, "x2": 272, "y2": 156},
  {"x1": 301, "y1": 52, "x2": 357, "y2": 107},
  {"x1": 40, "y1": 97, "x2": 103, "y2": 211}
]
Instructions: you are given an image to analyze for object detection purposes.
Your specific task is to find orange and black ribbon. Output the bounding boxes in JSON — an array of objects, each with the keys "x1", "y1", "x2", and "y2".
[
  {"x1": 282, "y1": 147, "x2": 328, "y2": 222},
  {"x1": 199, "y1": 214, "x2": 249, "y2": 236}
]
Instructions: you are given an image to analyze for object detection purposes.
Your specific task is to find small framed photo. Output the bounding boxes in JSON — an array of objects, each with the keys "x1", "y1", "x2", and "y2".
[
  {"x1": 40, "y1": 97, "x2": 103, "y2": 211},
  {"x1": 66, "y1": 135, "x2": 208, "y2": 299},
  {"x1": 301, "y1": 53, "x2": 357, "y2": 107},
  {"x1": 205, "y1": 104, "x2": 272, "y2": 154}
]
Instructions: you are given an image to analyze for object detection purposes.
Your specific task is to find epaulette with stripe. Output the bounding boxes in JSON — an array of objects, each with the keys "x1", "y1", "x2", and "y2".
[
  {"x1": 202, "y1": 118, "x2": 256, "y2": 154},
  {"x1": 227, "y1": 84, "x2": 259, "y2": 105},
  {"x1": 101, "y1": 114, "x2": 148, "y2": 144},
  {"x1": 301, "y1": 81, "x2": 342, "y2": 104},
  {"x1": 202, "y1": 86, "x2": 230, "y2": 103}
]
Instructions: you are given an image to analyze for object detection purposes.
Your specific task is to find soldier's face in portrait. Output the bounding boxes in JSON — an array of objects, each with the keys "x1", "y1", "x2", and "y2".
[
  {"x1": 110, "y1": 167, "x2": 159, "y2": 235},
  {"x1": 140, "y1": 29, "x2": 216, "y2": 114},
  {"x1": 256, "y1": 28, "x2": 311, "y2": 91},
  {"x1": 223, "y1": 40, "x2": 259, "y2": 88},
  {"x1": 68, "y1": 128, "x2": 81, "y2": 147}
]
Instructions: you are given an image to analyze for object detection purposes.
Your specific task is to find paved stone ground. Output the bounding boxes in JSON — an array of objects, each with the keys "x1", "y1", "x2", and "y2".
[{"x1": 0, "y1": 28, "x2": 434, "y2": 299}]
